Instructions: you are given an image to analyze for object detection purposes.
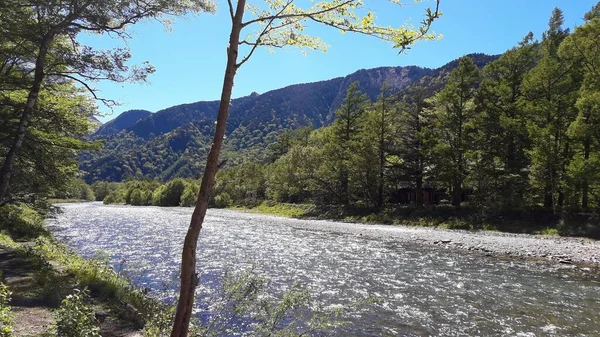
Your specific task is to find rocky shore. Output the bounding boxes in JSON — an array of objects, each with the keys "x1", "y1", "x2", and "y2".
[{"x1": 228, "y1": 210, "x2": 600, "y2": 268}]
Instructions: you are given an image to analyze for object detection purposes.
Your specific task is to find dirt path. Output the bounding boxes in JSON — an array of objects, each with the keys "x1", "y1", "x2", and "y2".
[{"x1": 0, "y1": 246, "x2": 141, "y2": 337}]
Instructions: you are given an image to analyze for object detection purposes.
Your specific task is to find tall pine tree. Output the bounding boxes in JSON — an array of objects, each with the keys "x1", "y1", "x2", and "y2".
[
  {"x1": 472, "y1": 33, "x2": 538, "y2": 209},
  {"x1": 522, "y1": 8, "x2": 580, "y2": 210},
  {"x1": 431, "y1": 56, "x2": 480, "y2": 207}
]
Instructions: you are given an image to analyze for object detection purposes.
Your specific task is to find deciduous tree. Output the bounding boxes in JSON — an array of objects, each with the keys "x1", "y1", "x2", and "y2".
[
  {"x1": 172, "y1": 1, "x2": 441, "y2": 335},
  {"x1": 0, "y1": 0, "x2": 213, "y2": 201}
]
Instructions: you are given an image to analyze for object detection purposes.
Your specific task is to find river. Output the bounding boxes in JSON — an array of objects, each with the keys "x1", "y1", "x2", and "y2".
[{"x1": 47, "y1": 202, "x2": 600, "y2": 336}]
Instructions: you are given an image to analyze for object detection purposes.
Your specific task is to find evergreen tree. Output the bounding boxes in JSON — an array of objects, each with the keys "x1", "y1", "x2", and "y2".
[
  {"x1": 522, "y1": 8, "x2": 580, "y2": 210},
  {"x1": 472, "y1": 33, "x2": 538, "y2": 209},
  {"x1": 354, "y1": 84, "x2": 395, "y2": 207},
  {"x1": 394, "y1": 85, "x2": 434, "y2": 206},
  {"x1": 559, "y1": 3, "x2": 600, "y2": 209},
  {"x1": 331, "y1": 82, "x2": 369, "y2": 205},
  {"x1": 430, "y1": 56, "x2": 480, "y2": 207}
]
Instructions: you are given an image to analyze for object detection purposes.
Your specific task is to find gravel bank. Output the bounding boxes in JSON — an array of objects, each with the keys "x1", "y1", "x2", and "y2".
[{"x1": 216, "y1": 209, "x2": 600, "y2": 268}]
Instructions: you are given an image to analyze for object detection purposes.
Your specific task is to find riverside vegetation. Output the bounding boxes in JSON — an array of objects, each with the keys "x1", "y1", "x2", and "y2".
[{"x1": 97, "y1": 4, "x2": 600, "y2": 239}]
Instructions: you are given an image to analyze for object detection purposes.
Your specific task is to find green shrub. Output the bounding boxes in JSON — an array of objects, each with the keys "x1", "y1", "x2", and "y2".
[
  {"x1": 0, "y1": 203, "x2": 48, "y2": 240},
  {"x1": 152, "y1": 179, "x2": 186, "y2": 206},
  {"x1": 0, "y1": 282, "x2": 12, "y2": 337},
  {"x1": 103, "y1": 189, "x2": 125, "y2": 204},
  {"x1": 130, "y1": 189, "x2": 143, "y2": 206},
  {"x1": 213, "y1": 192, "x2": 232, "y2": 208},
  {"x1": 180, "y1": 182, "x2": 199, "y2": 207},
  {"x1": 54, "y1": 288, "x2": 100, "y2": 337}
]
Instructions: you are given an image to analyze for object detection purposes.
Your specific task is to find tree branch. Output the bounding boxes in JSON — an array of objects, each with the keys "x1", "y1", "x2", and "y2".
[
  {"x1": 227, "y1": 0, "x2": 234, "y2": 21},
  {"x1": 49, "y1": 73, "x2": 118, "y2": 107},
  {"x1": 241, "y1": 0, "x2": 353, "y2": 28}
]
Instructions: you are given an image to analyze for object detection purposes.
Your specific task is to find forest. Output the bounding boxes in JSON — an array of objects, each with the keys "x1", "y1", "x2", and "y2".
[{"x1": 89, "y1": 6, "x2": 600, "y2": 238}]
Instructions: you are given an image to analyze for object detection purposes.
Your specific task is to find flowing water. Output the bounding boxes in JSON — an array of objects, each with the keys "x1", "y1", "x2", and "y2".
[{"x1": 48, "y1": 202, "x2": 600, "y2": 336}]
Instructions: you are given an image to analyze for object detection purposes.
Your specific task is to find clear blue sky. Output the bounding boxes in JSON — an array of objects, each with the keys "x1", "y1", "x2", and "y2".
[{"x1": 83, "y1": 0, "x2": 598, "y2": 123}]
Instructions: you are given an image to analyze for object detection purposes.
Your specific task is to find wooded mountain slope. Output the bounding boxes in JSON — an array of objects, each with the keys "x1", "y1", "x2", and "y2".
[{"x1": 81, "y1": 53, "x2": 497, "y2": 182}]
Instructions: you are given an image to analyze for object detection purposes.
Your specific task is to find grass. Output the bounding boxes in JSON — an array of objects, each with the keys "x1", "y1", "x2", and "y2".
[
  {"x1": 0, "y1": 202, "x2": 169, "y2": 332},
  {"x1": 234, "y1": 202, "x2": 314, "y2": 218}
]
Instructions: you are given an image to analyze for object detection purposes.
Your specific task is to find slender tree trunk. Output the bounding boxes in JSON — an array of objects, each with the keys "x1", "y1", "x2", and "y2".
[
  {"x1": 170, "y1": 2, "x2": 245, "y2": 335},
  {"x1": 452, "y1": 178, "x2": 462, "y2": 207},
  {"x1": 341, "y1": 106, "x2": 350, "y2": 206},
  {"x1": 543, "y1": 184, "x2": 553, "y2": 209},
  {"x1": 0, "y1": 36, "x2": 52, "y2": 201},
  {"x1": 453, "y1": 108, "x2": 463, "y2": 208},
  {"x1": 416, "y1": 171, "x2": 423, "y2": 206},
  {"x1": 415, "y1": 101, "x2": 423, "y2": 207},
  {"x1": 582, "y1": 137, "x2": 590, "y2": 210},
  {"x1": 377, "y1": 96, "x2": 385, "y2": 208}
]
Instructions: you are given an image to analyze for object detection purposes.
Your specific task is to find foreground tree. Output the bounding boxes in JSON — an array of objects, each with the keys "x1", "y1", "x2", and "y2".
[
  {"x1": 0, "y1": 0, "x2": 213, "y2": 202},
  {"x1": 172, "y1": 1, "x2": 442, "y2": 335}
]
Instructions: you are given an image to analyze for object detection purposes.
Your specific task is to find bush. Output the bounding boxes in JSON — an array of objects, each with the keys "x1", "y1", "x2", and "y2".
[
  {"x1": 54, "y1": 288, "x2": 100, "y2": 337},
  {"x1": 152, "y1": 179, "x2": 187, "y2": 207},
  {"x1": 53, "y1": 178, "x2": 95, "y2": 201},
  {"x1": 180, "y1": 182, "x2": 200, "y2": 207},
  {"x1": 130, "y1": 189, "x2": 143, "y2": 206},
  {"x1": 91, "y1": 182, "x2": 121, "y2": 201},
  {"x1": 213, "y1": 192, "x2": 232, "y2": 208},
  {"x1": 0, "y1": 204, "x2": 48, "y2": 240},
  {"x1": 103, "y1": 189, "x2": 125, "y2": 204},
  {"x1": 0, "y1": 282, "x2": 12, "y2": 337}
]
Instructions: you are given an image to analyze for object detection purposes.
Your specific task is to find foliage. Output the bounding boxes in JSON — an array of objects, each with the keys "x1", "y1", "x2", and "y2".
[
  {"x1": 54, "y1": 288, "x2": 100, "y2": 337},
  {"x1": 142, "y1": 268, "x2": 345, "y2": 337},
  {"x1": 0, "y1": 203, "x2": 48, "y2": 240},
  {"x1": 0, "y1": 282, "x2": 12, "y2": 337},
  {"x1": 52, "y1": 178, "x2": 96, "y2": 201}
]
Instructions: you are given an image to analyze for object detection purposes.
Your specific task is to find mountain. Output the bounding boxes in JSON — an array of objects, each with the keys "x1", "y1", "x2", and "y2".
[
  {"x1": 87, "y1": 115, "x2": 103, "y2": 133},
  {"x1": 95, "y1": 109, "x2": 152, "y2": 136},
  {"x1": 80, "y1": 53, "x2": 499, "y2": 183}
]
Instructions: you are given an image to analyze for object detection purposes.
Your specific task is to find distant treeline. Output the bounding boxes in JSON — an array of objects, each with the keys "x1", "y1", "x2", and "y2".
[{"x1": 92, "y1": 179, "x2": 199, "y2": 207}]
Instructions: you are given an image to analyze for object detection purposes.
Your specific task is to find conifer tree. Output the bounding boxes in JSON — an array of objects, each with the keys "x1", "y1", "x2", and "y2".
[
  {"x1": 394, "y1": 85, "x2": 433, "y2": 206},
  {"x1": 472, "y1": 33, "x2": 538, "y2": 209},
  {"x1": 431, "y1": 56, "x2": 480, "y2": 207},
  {"x1": 559, "y1": 3, "x2": 600, "y2": 209},
  {"x1": 332, "y1": 82, "x2": 369, "y2": 205},
  {"x1": 522, "y1": 8, "x2": 580, "y2": 210}
]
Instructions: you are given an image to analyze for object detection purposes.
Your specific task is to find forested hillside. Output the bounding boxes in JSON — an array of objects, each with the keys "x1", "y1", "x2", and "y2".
[
  {"x1": 80, "y1": 53, "x2": 497, "y2": 182},
  {"x1": 99, "y1": 5, "x2": 600, "y2": 228}
]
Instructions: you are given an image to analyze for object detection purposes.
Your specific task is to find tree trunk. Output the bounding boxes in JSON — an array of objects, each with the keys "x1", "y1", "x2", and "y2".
[
  {"x1": 0, "y1": 36, "x2": 52, "y2": 202},
  {"x1": 453, "y1": 150, "x2": 463, "y2": 208},
  {"x1": 582, "y1": 137, "x2": 590, "y2": 210},
  {"x1": 170, "y1": 2, "x2": 245, "y2": 335},
  {"x1": 543, "y1": 182, "x2": 553, "y2": 209},
  {"x1": 452, "y1": 178, "x2": 462, "y2": 207},
  {"x1": 377, "y1": 96, "x2": 385, "y2": 208},
  {"x1": 416, "y1": 172, "x2": 423, "y2": 206}
]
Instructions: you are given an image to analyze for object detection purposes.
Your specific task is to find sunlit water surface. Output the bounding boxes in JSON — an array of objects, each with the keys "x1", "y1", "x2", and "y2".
[{"x1": 48, "y1": 203, "x2": 600, "y2": 336}]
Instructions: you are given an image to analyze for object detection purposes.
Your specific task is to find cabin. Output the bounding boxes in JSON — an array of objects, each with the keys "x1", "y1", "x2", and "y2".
[{"x1": 389, "y1": 187, "x2": 471, "y2": 205}]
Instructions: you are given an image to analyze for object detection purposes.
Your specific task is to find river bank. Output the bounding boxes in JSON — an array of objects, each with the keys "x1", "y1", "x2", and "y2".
[
  {"x1": 0, "y1": 203, "x2": 162, "y2": 336},
  {"x1": 234, "y1": 204, "x2": 600, "y2": 268}
]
